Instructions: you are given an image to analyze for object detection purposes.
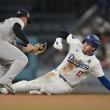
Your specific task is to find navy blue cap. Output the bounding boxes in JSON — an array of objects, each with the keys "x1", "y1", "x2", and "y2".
[{"x1": 16, "y1": 9, "x2": 31, "y2": 23}]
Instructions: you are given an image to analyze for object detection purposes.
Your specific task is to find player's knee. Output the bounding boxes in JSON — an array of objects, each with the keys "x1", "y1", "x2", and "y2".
[
  {"x1": 22, "y1": 56, "x2": 28, "y2": 64},
  {"x1": 19, "y1": 55, "x2": 28, "y2": 66},
  {"x1": 41, "y1": 85, "x2": 53, "y2": 95}
]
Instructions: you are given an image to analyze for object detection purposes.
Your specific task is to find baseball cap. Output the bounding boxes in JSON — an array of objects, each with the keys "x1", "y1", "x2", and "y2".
[{"x1": 16, "y1": 9, "x2": 31, "y2": 23}]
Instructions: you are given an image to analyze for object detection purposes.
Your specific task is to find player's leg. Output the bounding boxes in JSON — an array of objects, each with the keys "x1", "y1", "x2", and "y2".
[
  {"x1": 0, "y1": 64, "x2": 12, "y2": 94},
  {"x1": 0, "y1": 41, "x2": 28, "y2": 94},
  {"x1": 0, "y1": 73, "x2": 54, "y2": 94},
  {"x1": 0, "y1": 80, "x2": 28, "y2": 94},
  {"x1": 29, "y1": 76, "x2": 73, "y2": 95},
  {"x1": 0, "y1": 64, "x2": 11, "y2": 79},
  {"x1": 29, "y1": 82, "x2": 73, "y2": 95},
  {"x1": 25, "y1": 71, "x2": 59, "y2": 92},
  {"x1": 41, "y1": 82, "x2": 73, "y2": 95},
  {"x1": 0, "y1": 71, "x2": 72, "y2": 95},
  {"x1": 0, "y1": 41, "x2": 28, "y2": 84},
  {"x1": 29, "y1": 72, "x2": 74, "y2": 95}
]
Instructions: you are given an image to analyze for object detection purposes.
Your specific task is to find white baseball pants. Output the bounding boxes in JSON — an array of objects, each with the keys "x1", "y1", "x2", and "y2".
[{"x1": 1, "y1": 71, "x2": 73, "y2": 95}]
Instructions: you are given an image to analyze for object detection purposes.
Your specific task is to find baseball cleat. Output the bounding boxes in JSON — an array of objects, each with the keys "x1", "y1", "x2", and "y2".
[
  {"x1": 0, "y1": 88, "x2": 7, "y2": 95},
  {"x1": 0, "y1": 82, "x2": 15, "y2": 94},
  {"x1": 0, "y1": 89, "x2": 5, "y2": 95}
]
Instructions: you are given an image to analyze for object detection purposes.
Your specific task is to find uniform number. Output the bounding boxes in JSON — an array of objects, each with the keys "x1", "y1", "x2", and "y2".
[{"x1": 76, "y1": 71, "x2": 84, "y2": 77}]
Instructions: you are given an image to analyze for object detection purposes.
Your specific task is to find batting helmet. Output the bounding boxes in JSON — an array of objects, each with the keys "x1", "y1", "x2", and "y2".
[{"x1": 83, "y1": 35, "x2": 100, "y2": 48}]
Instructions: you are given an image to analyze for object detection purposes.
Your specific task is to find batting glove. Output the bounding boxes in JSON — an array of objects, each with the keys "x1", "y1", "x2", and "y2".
[{"x1": 53, "y1": 38, "x2": 63, "y2": 50}]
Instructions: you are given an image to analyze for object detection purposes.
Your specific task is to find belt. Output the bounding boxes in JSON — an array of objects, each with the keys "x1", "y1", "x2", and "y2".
[
  {"x1": 59, "y1": 74, "x2": 67, "y2": 82},
  {"x1": 59, "y1": 73, "x2": 77, "y2": 88}
]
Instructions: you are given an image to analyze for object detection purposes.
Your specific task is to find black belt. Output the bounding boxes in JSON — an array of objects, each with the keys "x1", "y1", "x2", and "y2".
[{"x1": 59, "y1": 74, "x2": 67, "y2": 82}]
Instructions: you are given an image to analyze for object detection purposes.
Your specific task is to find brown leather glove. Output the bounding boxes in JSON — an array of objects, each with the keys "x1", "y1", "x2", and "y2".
[{"x1": 34, "y1": 41, "x2": 47, "y2": 55}]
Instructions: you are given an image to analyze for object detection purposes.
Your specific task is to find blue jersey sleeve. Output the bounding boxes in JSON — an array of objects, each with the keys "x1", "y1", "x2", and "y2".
[{"x1": 98, "y1": 75, "x2": 110, "y2": 90}]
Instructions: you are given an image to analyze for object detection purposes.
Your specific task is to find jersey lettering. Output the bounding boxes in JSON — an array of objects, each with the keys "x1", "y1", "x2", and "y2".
[{"x1": 67, "y1": 53, "x2": 89, "y2": 70}]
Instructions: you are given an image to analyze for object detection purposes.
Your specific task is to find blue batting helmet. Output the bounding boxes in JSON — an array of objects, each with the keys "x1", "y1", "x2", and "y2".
[{"x1": 83, "y1": 35, "x2": 100, "y2": 48}]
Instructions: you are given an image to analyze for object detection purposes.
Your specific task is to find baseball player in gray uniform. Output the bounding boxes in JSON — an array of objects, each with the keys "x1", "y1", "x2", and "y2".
[
  {"x1": 0, "y1": 9, "x2": 35, "y2": 94},
  {"x1": 1, "y1": 30, "x2": 110, "y2": 95}
]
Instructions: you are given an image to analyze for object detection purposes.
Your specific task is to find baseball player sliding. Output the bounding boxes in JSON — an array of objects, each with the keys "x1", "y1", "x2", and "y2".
[
  {"x1": 1, "y1": 30, "x2": 110, "y2": 95},
  {"x1": 0, "y1": 9, "x2": 46, "y2": 94}
]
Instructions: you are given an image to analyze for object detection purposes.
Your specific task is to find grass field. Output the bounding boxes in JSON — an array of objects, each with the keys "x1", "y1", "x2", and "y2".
[{"x1": 0, "y1": 94, "x2": 110, "y2": 110}]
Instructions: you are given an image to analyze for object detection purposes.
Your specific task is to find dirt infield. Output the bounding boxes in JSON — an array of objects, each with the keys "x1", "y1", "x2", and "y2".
[{"x1": 0, "y1": 94, "x2": 110, "y2": 110}]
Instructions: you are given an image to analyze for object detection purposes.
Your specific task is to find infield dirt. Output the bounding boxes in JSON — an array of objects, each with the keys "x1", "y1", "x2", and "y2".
[{"x1": 0, "y1": 94, "x2": 110, "y2": 110}]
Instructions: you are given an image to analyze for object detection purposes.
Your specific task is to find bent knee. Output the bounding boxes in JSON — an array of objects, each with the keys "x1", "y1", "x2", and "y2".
[
  {"x1": 41, "y1": 85, "x2": 54, "y2": 95},
  {"x1": 23, "y1": 56, "x2": 28, "y2": 64},
  {"x1": 19, "y1": 55, "x2": 28, "y2": 65}
]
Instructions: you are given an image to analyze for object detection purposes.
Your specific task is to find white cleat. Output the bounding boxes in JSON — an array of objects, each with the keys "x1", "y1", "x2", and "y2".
[
  {"x1": 29, "y1": 90, "x2": 41, "y2": 95},
  {"x1": 0, "y1": 88, "x2": 8, "y2": 95},
  {"x1": 0, "y1": 82, "x2": 15, "y2": 94}
]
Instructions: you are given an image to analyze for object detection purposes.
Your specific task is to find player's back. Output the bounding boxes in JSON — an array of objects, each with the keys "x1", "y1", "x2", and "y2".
[{"x1": 0, "y1": 18, "x2": 24, "y2": 42}]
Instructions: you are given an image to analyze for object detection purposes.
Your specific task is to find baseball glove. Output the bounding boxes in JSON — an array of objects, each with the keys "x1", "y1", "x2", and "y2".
[{"x1": 34, "y1": 41, "x2": 47, "y2": 55}]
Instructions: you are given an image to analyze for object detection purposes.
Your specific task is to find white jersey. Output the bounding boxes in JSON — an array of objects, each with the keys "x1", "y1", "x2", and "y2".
[
  {"x1": 55, "y1": 34, "x2": 104, "y2": 87},
  {"x1": 0, "y1": 17, "x2": 24, "y2": 43}
]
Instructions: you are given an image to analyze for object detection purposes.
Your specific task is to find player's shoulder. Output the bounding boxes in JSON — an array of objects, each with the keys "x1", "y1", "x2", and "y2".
[
  {"x1": 9, "y1": 17, "x2": 24, "y2": 29},
  {"x1": 90, "y1": 54, "x2": 101, "y2": 67},
  {"x1": 9, "y1": 17, "x2": 20, "y2": 22},
  {"x1": 67, "y1": 34, "x2": 82, "y2": 45}
]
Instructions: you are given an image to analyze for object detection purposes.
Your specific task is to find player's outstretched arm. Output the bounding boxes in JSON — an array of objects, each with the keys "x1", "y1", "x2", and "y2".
[
  {"x1": 13, "y1": 23, "x2": 34, "y2": 53},
  {"x1": 11, "y1": 40, "x2": 28, "y2": 53},
  {"x1": 97, "y1": 75, "x2": 110, "y2": 90},
  {"x1": 53, "y1": 29, "x2": 69, "y2": 50},
  {"x1": 12, "y1": 40, "x2": 47, "y2": 55}
]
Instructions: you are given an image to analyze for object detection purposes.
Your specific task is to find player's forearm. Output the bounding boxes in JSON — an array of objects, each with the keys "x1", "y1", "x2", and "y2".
[
  {"x1": 16, "y1": 45, "x2": 28, "y2": 53},
  {"x1": 57, "y1": 29, "x2": 69, "y2": 40},
  {"x1": 11, "y1": 41, "x2": 28, "y2": 53},
  {"x1": 98, "y1": 75, "x2": 110, "y2": 90}
]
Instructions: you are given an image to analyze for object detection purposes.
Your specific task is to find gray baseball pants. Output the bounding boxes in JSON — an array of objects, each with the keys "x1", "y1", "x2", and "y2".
[{"x1": 0, "y1": 39, "x2": 28, "y2": 84}]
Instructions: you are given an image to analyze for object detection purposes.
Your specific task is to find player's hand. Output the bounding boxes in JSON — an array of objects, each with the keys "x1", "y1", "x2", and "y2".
[
  {"x1": 27, "y1": 43, "x2": 35, "y2": 53},
  {"x1": 53, "y1": 38, "x2": 63, "y2": 50}
]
